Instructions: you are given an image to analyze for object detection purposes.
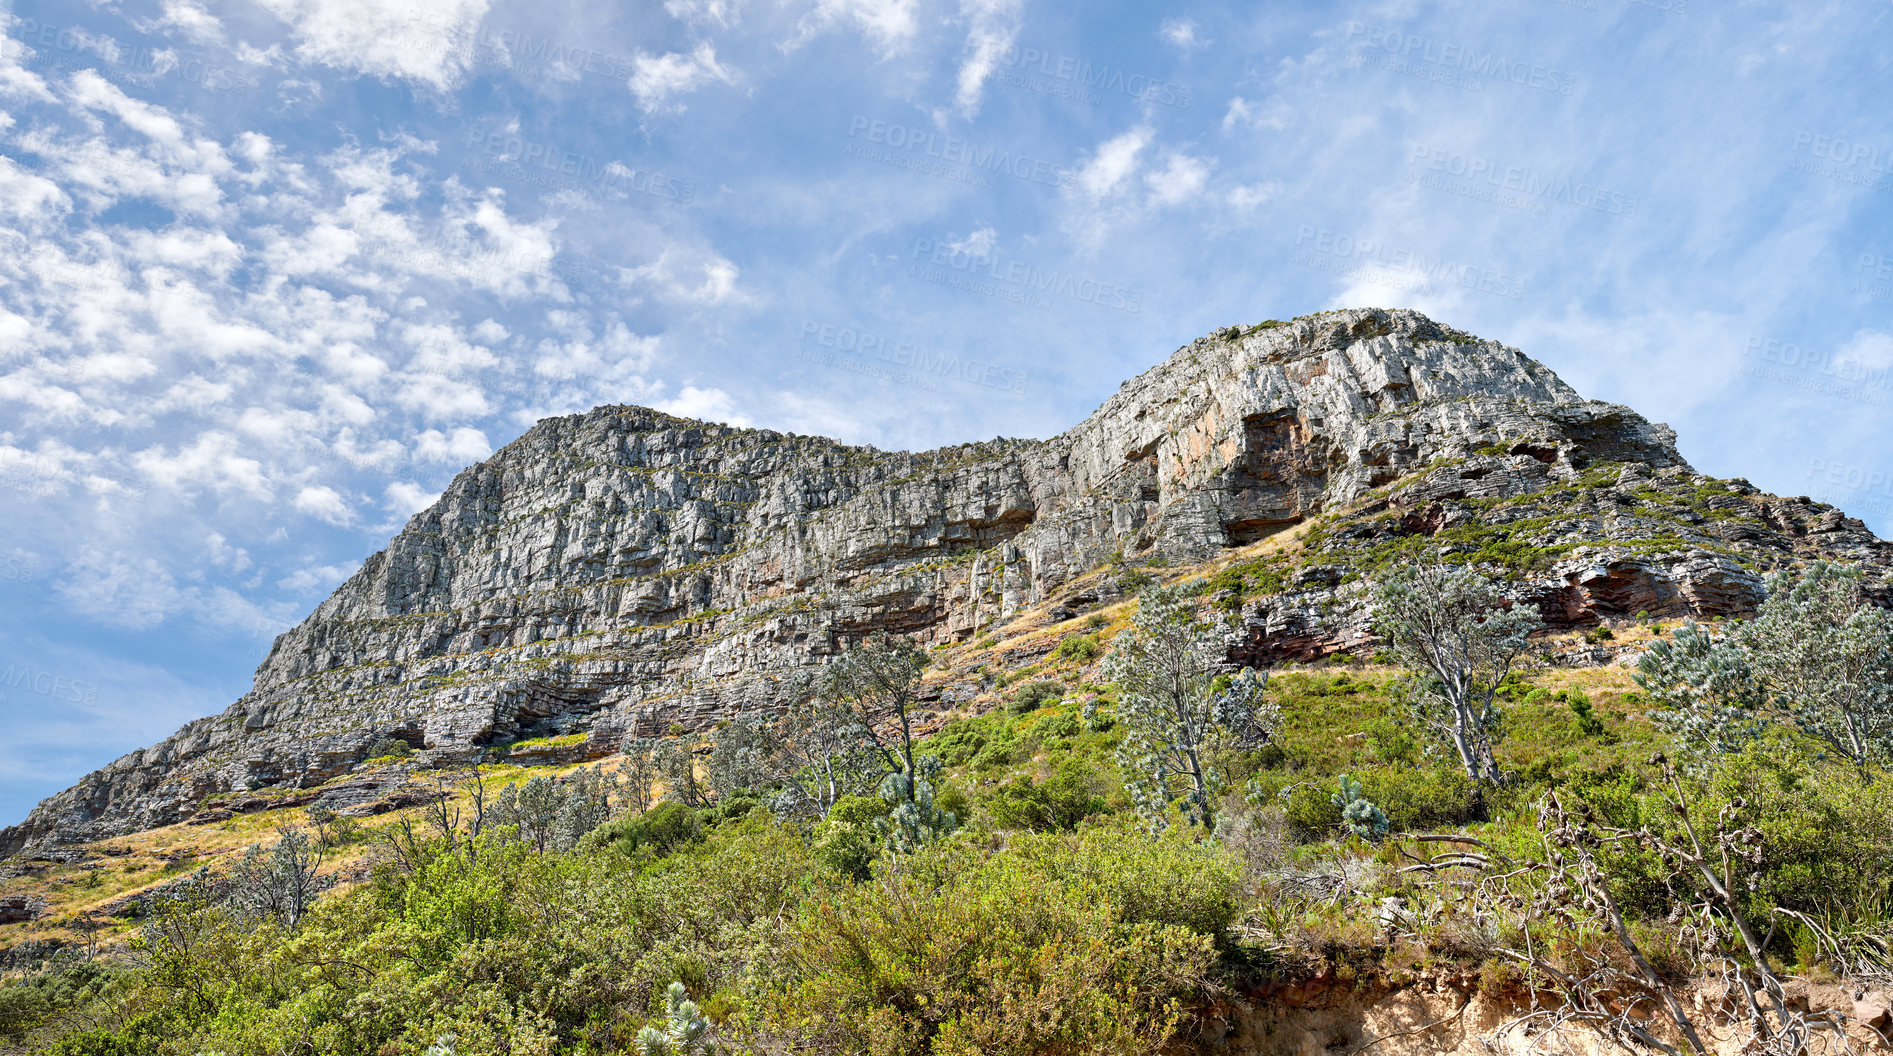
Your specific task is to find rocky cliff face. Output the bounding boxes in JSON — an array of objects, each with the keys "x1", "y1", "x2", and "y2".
[{"x1": 5, "y1": 308, "x2": 1888, "y2": 855}]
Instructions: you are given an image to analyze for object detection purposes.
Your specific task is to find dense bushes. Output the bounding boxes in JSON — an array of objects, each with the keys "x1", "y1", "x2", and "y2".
[
  {"x1": 23, "y1": 815, "x2": 1238, "y2": 1056},
  {"x1": 17, "y1": 576, "x2": 1893, "y2": 1055},
  {"x1": 986, "y1": 759, "x2": 1109, "y2": 832},
  {"x1": 774, "y1": 827, "x2": 1237, "y2": 1056}
]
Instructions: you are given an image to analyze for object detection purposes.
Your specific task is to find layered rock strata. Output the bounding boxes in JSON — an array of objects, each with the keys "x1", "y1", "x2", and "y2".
[{"x1": 5, "y1": 308, "x2": 1887, "y2": 855}]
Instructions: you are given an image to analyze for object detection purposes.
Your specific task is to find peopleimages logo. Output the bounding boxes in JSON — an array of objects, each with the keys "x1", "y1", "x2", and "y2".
[
  {"x1": 798, "y1": 321, "x2": 1028, "y2": 395},
  {"x1": 993, "y1": 46, "x2": 1190, "y2": 109},
  {"x1": 0, "y1": 664, "x2": 100, "y2": 708},
  {"x1": 1789, "y1": 132, "x2": 1893, "y2": 193},
  {"x1": 1809, "y1": 457, "x2": 1893, "y2": 503},
  {"x1": 846, "y1": 117, "x2": 1073, "y2": 189},
  {"x1": 0, "y1": 552, "x2": 35, "y2": 583},
  {"x1": 1343, "y1": 22, "x2": 1577, "y2": 96},
  {"x1": 1739, "y1": 335, "x2": 1890, "y2": 406},
  {"x1": 909, "y1": 238, "x2": 1143, "y2": 313},
  {"x1": 1858, "y1": 252, "x2": 1893, "y2": 300},
  {"x1": 1406, "y1": 145, "x2": 1639, "y2": 217},
  {"x1": 15, "y1": 17, "x2": 254, "y2": 92},
  {"x1": 1293, "y1": 227, "x2": 1528, "y2": 300},
  {"x1": 1793, "y1": 132, "x2": 1893, "y2": 174},
  {"x1": 464, "y1": 127, "x2": 694, "y2": 204},
  {"x1": 1742, "y1": 335, "x2": 1890, "y2": 386}
]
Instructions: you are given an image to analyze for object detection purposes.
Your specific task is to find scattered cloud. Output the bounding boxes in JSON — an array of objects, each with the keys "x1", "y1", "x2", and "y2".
[
  {"x1": 660, "y1": 385, "x2": 748, "y2": 426},
  {"x1": 629, "y1": 44, "x2": 737, "y2": 114},
  {"x1": 1145, "y1": 153, "x2": 1211, "y2": 208},
  {"x1": 789, "y1": 0, "x2": 920, "y2": 55},
  {"x1": 952, "y1": 0, "x2": 1024, "y2": 119},
  {"x1": 1073, "y1": 126, "x2": 1152, "y2": 200},
  {"x1": 1160, "y1": 18, "x2": 1206, "y2": 51},
  {"x1": 291, "y1": 483, "x2": 353, "y2": 525},
  {"x1": 246, "y1": 0, "x2": 490, "y2": 90},
  {"x1": 944, "y1": 225, "x2": 998, "y2": 257},
  {"x1": 414, "y1": 427, "x2": 493, "y2": 464}
]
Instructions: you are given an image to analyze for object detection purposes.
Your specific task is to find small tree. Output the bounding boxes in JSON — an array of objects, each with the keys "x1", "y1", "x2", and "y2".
[
  {"x1": 824, "y1": 632, "x2": 929, "y2": 806},
  {"x1": 873, "y1": 756, "x2": 959, "y2": 853},
  {"x1": 637, "y1": 981, "x2": 713, "y2": 1055},
  {"x1": 707, "y1": 715, "x2": 781, "y2": 802},
  {"x1": 225, "y1": 827, "x2": 328, "y2": 929},
  {"x1": 1371, "y1": 562, "x2": 1540, "y2": 784},
  {"x1": 1103, "y1": 583, "x2": 1275, "y2": 831},
  {"x1": 1332, "y1": 775, "x2": 1389, "y2": 841},
  {"x1": 489, "y1": 768, "x2": 615, "y2": 852},
  {"x1": 652, "y1": 739, "x2": 709, "y2": 807},
  {"x1": 379, "y1": 764, "x2": 490, "y2": 871},
  {"x1": 1740, "y1": 560, "x2": 1893, "y2": 776},
  {"x1": 621, "y1": 737, "x2": 660, "y2": 816},
  {"x1": 772, "y1": 700, "x2": 884, "y2": 818},
  {"x1": 1634, "y1": 621, "x2": 1768, "y2": 771}
]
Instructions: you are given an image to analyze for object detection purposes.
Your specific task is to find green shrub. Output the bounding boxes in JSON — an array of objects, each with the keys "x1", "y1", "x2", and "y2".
[
  {"x1": 584, "y1": 801, "x2": 703, "y2": 859},
  {"x1": 365, "y1": 735, "x2": 413, "y2": 760},
  {"x1": 772, "y1": 828, "x2": 1235, "y2": 1055},
  {"x1": 812, "y1": 795, "x2": 890, "y2": 881},
  {"x1": 0, "y1": 961, "x2": 124, "y2": 1044},
  {"x1": 987, "y1": 760, "x2": 1109, "y2": 832},
  {"x1": 1281, "y1": 782, "x2": 1344, "y2": 840},
  {"x1": 1009, "y1": 680, "x2": 1065, "y2": 715},
  {"x1": 1054, "y1": 634, "x2": 1101, "y2": 662},
  {"x1": 928, "y1": 715, "x2": 993, "y2": 766},
  {"x1": 969, "y1": 729, "x2": 1022, "y2": 771},
  {"x1": 1116, "y1": 570, "x2": 1155, "y2": 593},
  {"x1": 1565, "y1": 690, "x2": 1606, "y2": 737},
  {"x1": 1358, "y1": 767, "x2": 1479, "y2": 832}
]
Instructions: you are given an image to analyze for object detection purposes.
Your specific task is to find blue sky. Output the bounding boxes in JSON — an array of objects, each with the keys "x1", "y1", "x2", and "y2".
[{"x1": 1, "y1": 0, "x2": 1890, "y2": 825}]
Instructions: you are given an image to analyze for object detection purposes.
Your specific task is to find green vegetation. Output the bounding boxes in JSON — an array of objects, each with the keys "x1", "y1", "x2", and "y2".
[
  {"x1": 1203, "y1": 554, "x2": 1291, "y2": 611},
  {"x1": 10, "y1": 566, "x2": 1893, "y2": 1056}
]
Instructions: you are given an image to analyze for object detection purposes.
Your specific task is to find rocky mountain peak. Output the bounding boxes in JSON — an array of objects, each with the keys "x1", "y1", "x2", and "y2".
[{"x1": 6, "y1": 307, "x2": 1876, "y2": 858}]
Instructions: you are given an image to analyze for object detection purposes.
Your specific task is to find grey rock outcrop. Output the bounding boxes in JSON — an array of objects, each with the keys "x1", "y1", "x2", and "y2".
[{"x1": 4, "y1": 308, "x2": 1885, "y2": 855}]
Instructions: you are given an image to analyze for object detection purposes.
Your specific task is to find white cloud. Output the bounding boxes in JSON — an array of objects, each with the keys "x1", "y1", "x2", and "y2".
[
  {"x1": 666, "y1": 0, "x2": 740, "y2": 27},
  {"x1": 414, "y1": 426, "x2": 492, "y2": 463},
  {"x1": 1222, "y1": 95, "x2": 1286, "y2": 132},
  {"x1": 621, "y1": 250, "x2": 741, "y2": 304},
  {"x1": 384, "y1": 480, "x2": 440, "y2": 517},
  {"x1": 629, "y1": 44, "x2": 736, "y2": 114},
  {"x1": 1227, "y1": 181, "x2": 1279, "y2": 213},
  {"x1": 1073, "y1": 126, "x2": 1151, "y2": 200},
  {"x1": 1160, "y1": 18, "x2": 1206, "y2": 51},
  {"x1": 790, "y1": 0, "x2": 919, "y2": 55},
  {"x1": 278, "y1": 561, "x2": 359, "y2": 593},
  {"x1": 1836, "y1": 330, "x2": 1893, "y2": 376},
  {"x1": 1145, "y1": 152, "x2": 1211, "y2": 208},
  {"x1": 533, "y1": 319, "x2": 660, "y2": 381},
  {"x1": 147, "y1": 0, "x2": 226, "y2": 45},
  {"x1": 246, "y1": 0, "x2": 490, "y2": 90},
  {"x1": 55, "y1": 549, "x2": 184, "y2": 630},
  {"x1": 133, "y1": 432, "x2": 273, "y2": 499},
  {"x1": 292, "y1": 484, "x2": 353, "y2": 525},
  {"x1": 472, "y1": 318, "x2": 508, "y2": 343},
  {"x1": 944, "y1": 225, "x2": 998, "y2": 258},
  {"x1": 397, "y1": 373, "x2": 490, "y2": 421},
  {"x1": 0, "y1": 25, "x2": 56, "y2": 102},
  {"x1": 0, "y1": 157, "x2": 71, "y2": 223},
  {"x1": 953, "y1": 0, "x2": 1023, "y2": 119},
  {"x1": 660, "y1": 385, "x2": 748, "y2": 426},
  {"x1": 205, "y1": 531, "x2": 252, "y2": 572}
]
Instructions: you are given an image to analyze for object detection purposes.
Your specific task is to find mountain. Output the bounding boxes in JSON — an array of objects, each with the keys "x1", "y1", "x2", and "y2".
[{"x1": 5, "y1": 307, "x2": 1887, "y2": 856}]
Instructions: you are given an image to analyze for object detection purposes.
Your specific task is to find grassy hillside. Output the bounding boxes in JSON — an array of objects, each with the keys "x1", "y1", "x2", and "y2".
[{"x1": 5, "y1": 530, "x2": 1892, "y2": 1054}]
